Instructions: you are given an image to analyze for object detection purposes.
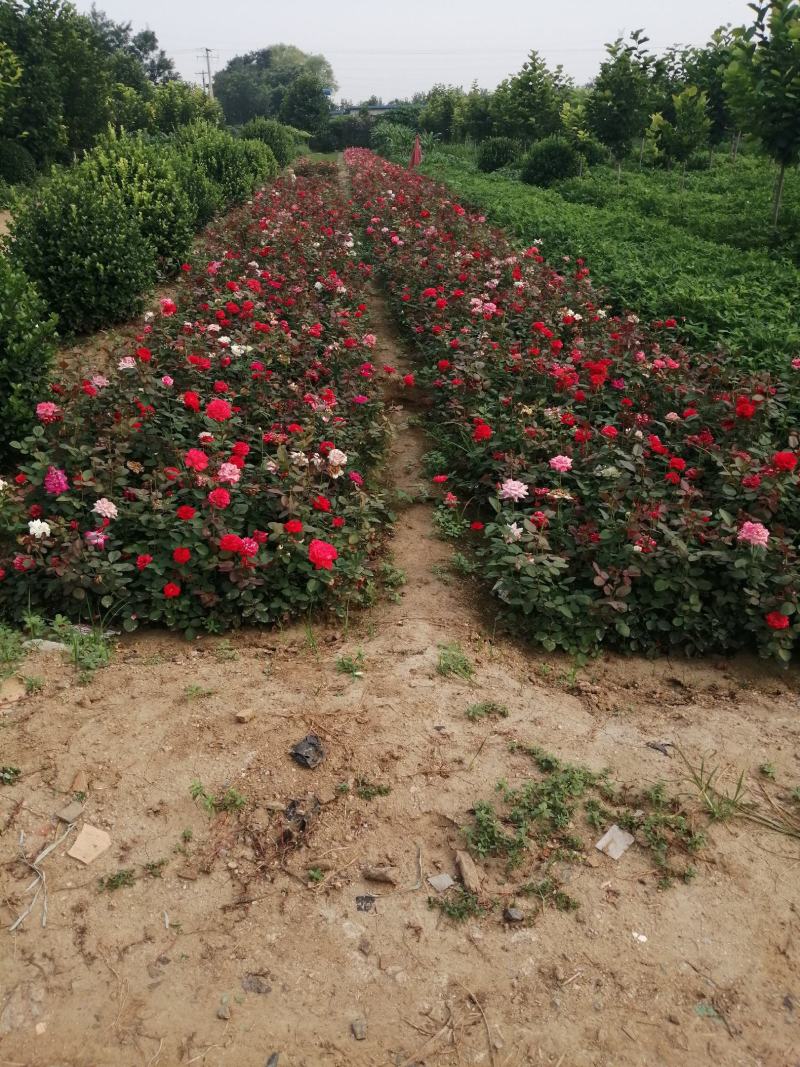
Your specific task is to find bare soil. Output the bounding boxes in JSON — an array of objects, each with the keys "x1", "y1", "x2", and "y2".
[{"x1": 2, "y1": 223, "x2": 800, "y2": 1067}]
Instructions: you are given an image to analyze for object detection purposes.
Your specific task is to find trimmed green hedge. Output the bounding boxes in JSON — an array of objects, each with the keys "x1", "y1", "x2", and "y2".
[
  {"x1": 0, "y1": 256, "x2": 58, "y2": 462},
  {"x1": 10, "y1": 124, "x2": 278, "y2": 335}
]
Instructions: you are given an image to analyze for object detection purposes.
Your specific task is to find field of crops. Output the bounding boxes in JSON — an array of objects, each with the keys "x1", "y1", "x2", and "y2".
[{"x1": 420, "y1": 153, "x2": 800, "y2": 366}]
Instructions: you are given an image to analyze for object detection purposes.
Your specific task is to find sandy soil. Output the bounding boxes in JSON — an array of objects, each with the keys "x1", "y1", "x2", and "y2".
[
  {"x1": 1, "y1": 200, "x2": 800, "y2": 1067},
  {"x1": 0, "y1": 210, "x2": 10, "y2": 239}
]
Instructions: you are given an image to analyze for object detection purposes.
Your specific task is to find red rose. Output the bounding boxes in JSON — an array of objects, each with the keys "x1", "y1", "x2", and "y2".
[
  {"x1": 184, "y1": 449, "x2": 209, "y2": 471},
  {"x1": 772, "y1": 451, "x2": 797, "y2": 472},
  {"x1": 332, "y1": 517, "x2": 345, "y2": 528},
  {"x1": 163, "y1": 582, "x2": 181, "y2": 598},
  {"x1": 208, "y1": 488, "x2": 231, "y2": 509},
  {"x1": 284, "y1": 519, "x2": 303, "y2": 534},
  {"x1": 205, "y1": 398, "x2": 232, "y2": 422},
  {"x1": 765, "y1": 611, "x2": 790, "y2": 630},
  {"x1": 173, "y1": 547, "x2": 191, "y2": 564},
  {"x1": 312, "y1": 494, "x2": 331, "y2": 512},
  {"x1": 136, "y1": 554, "x2": 153, "y2": 569},
  {"x1": 473, "y1": 423, "x2": 492, "y2": 442},
  {"x1": 183, "y1": 391, "x2": 201, "y2": 412},
  {"x1": 176, "y1": 505, "x2": 196, "y2": 520},
  {"x1": 308, "y1": 538, "x2": 338, "y2": 570},
  {"x1": 219, "y1": 534, "x2": 244, "y2": 553},
  {"x1": 669, "y1": 457, "x2": 687, "y2": 471}
]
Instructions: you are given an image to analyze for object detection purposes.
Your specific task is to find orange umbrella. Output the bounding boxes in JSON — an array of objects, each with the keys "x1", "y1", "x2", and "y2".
[{"x1": 409, "y1": 134, "x2": 423, "y2": 169}]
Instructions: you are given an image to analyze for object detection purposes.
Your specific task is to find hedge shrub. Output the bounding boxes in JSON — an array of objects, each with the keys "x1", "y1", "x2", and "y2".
[
  {"x1": 477, "y1": 136, "x2": 519, "y2": 173},
  {"x1": 9, "y1": 124, "x2": 278, "y2": 336},
  {"x1": 10, "y1": 164, "x2": 156, "y2": 334},
  {"x1": 0, "y1": 256, "x2": 58, "y2": 462},
  {"x1": 0, "y1": 139, "x2": 36, "y2": 184},
  {"x1": 520, "y1": 135, "x2": 582, "y2": 186},
  {"x1": 240, "y1": 117, "x2": 296, "y2": 167}
]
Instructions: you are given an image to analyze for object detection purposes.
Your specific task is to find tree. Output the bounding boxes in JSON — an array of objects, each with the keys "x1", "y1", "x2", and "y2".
[
  {"x1": 725, "y1": 0, "x2": 800, "y2": 225},
  {"x1": 649, "y1": 86, "x2": 711, "y2": 169},
  {"x1": 586, "y1": 31, "x2": 655, "y2": 166},
  {"x1": 0, "y1": 42, "x2": 22, "y2": 127},
  {"x1": 214, "y1": 44, "x2": 336, "y2": 125},
  {"x1": 129, "y1": 29, "x2": 176, "y2": 85},
  {"x1": 452, "y1": 81, "x2": 494, "y2": 141},
  {"x1": 0, "y1": 0, "x2": 112, "y2": 165},
  {"x1": 279, "y1": 72, "x2": 330, "y2": 134},
  {"x1": 419, "y1": 83, "x2": 464, "y2": 139},
  {"x1": 682, "y1": 27, "x2": 735, "y2": 144},
  {"x1": 490, "y1": 51, "x2": 570, "y2": 142}
]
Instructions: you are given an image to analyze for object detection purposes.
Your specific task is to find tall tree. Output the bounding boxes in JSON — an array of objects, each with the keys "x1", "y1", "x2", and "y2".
[
  {"x1": 725, "y1": 0, "x2": 800, "y2": 225},
  {"x1": 682, "y1": 27, "x2": 735, "y2": 144},
  {"x1": 419, "y1": 83, "x2": 464, "y2": 139},
  {"x1": 586, "y1": 31, "x2": 656, "y2": 167},
  {"x1": 490, "y1": 51, "x2": 570, "y2": 141},
  {"x1": 280, "y1": 72, "x2": 330, "y2": 133},
  {"x1": 214, "y1": 44, "x2": 336, "y2": 125}
]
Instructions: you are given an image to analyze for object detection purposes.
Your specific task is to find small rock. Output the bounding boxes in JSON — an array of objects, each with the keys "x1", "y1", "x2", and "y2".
[
  {"x1": 236, "y1": 709, "x2": 255, "y2": 724},
  {"x1": 632, "y1": 931, "x2": 648, "y2": 944},
  {"x1": 23, "y1": 639, "x2": 68, "y2": 653},
  {"x1": 455, "y1": 850, "x2": 481, "y2": 895},
  {"x1": 504, "y1": 907, "x2": 524, "y2": 923},
  {"x1": 70, "y1": 770, "x2": 89, "y2": 794},
  {"x1": 217, "y1": 1002, "x2": 231, "y2": 1020},
  {"x1": 351, "y1": 1018, "x2": 367, "y2": 1041},
  {"x1": 595, "y1": 824, "x2": 635, "y2": 860},
  {"x1": 668, "y1": 1013, "x2": 681, "y2": 1025},
  {"x1": 358, "y1": 936, "x2": 371, "y2": 956},
  {"x1": 290, "y1": 733, "x2": 325, "y2": 769},
  {"x1": 35, "y1": 1021, "x2": 47, "y2": 1035},
  {"x1": 355, "y1": 895, "x2": 376, "y2": 912},
  {"x1": 361, "y1": 864, "x2": 398, "y2": 885},
  {"x1": 265, "y1": 1056, "x2": 279, "y2": 1067},
  {"x1": 56, "y1": 800, "x2": 84, "y2": 824},
  {"x1": 241, "y1": 973, "x2": 271, "y2": 995},
  {"x1": 67, "y1": 824, "x2": 111, "y2": 865},
  {"x1": 427, "y1": 873, "x2": 455, "y2": 893}
]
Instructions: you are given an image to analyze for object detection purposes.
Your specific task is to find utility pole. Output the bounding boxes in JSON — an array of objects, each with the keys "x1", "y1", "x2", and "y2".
[
  {"x1": 196, "y1": 70, "x2": 207, "y2": 93},
  {"x1": 204, "y1": 48, "x2": 214, "y2": 99}
]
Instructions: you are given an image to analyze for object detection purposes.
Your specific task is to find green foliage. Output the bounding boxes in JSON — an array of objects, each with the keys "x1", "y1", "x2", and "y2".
[
  {"x1": 280, "y1": 72, "x2": 330, "y2": 134},
  {"x1": 490, "y1": 50, "x2": 570, "y2": 141},
  {"x1": 725, "y1": 0, "x2": 800, "y2": 223},
  {"x1": 0, "y1": 765, "x2": 22, "y2": 785},
  {"x1": 428, "y1": 886, "x2": 488, "y2": 922},
  {"x1": 651, "y1": 86, "x2": 712, "y2": 165},
  {"x1": 420, "y1": 160, "x2": 800, "y2": 363},
  {"x1": 726, "y1": 0, "x2": 800, "y2": 169},
  {"x1": 0, "y1": 138, "x2": 35, "y2": 183},
  {"x1": 150, "y1": 81, "x2": 222, "y2": 133},
  {"x1": 355, "y1": 777, "x2": 391, "y2": 800},
  {"x1": 465, "y1": 700, "x2": 509, "y2": 721},
  {"x1": 477, "y1": 136, "x2": 519, "y2": 173},
  {"x1": 0, "y1": 256, "x2": 58, "y2": 460},
  {"x1": 10, "y1": 159, "x2": 157, "y2": 334},
  {"x1": 336, "y1": 649, "x2": 365, "y2": 678},
  {"x1": 586, "y1": 31, "x2": 655, "y2": 160},
  {"x1": 190, "y1": 780, "x2": 247, "y2": 815},
  {"x1": 419, "y1": 84, "x2": 464, "y2": 140},
  {"x1": 85, "y1": 132, "x2": 195, "y2": 269},
  {"x1": 520, "y1": 135, "x2": 582, "y2": 186},
  {"x1": 240, "y1": 116, "x2": 296, "y2": 166},
  {"x1": 98, "y1": 868, "x2": 136, "y2": 891},
  {"x1": 436, "y1": 643, "x2": 474, "y2": 680},
  {"x1": 214, "y1": 44, "x2": 337, "y2": 126}
]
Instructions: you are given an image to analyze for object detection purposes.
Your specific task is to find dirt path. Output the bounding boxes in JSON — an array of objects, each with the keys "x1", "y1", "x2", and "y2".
[{"x1": 1, "y1": 180, "x2": 800, "y2": 1067}]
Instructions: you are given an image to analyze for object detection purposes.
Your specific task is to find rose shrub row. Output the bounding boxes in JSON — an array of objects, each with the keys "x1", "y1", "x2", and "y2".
[
  {"x1": 0, "y1": 164, "x2": 393, "y2": 638},
  {"x1": 345, "y1": 148, "x2": 800, "y2": 661}
]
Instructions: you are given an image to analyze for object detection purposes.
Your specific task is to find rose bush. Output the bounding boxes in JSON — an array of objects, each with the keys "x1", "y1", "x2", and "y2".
[
  {"x1": 0, "y1": 165, "x2": 393, "y2": 637},
  {"x1": 345, "y1": 148, "x2": 800, "y2": 662}
]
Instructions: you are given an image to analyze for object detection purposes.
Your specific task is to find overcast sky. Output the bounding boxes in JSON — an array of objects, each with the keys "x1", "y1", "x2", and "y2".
[{"x1": 74, "y1": 0, "x2": 753, "y2": 102}]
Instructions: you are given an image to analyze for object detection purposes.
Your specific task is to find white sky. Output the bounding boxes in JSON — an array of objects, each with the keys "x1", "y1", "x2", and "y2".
[{"x1": 75, "y1": 0, "x2": 754, "y2": 101}]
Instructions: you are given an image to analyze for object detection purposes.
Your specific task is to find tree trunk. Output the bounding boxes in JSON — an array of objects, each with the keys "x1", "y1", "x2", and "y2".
[
  {"x1": 638, "y1": 137, "x2": 645, "y2": 170},
  {"x1": 772, "y1": 161, "x2": 786, "y2": 228},
  {"x1": 732, "y1": 130, "x2": 741, "y2": 163},
  {"x1": 616, "y1": 159, "x2": 622, "y2": 185}
]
